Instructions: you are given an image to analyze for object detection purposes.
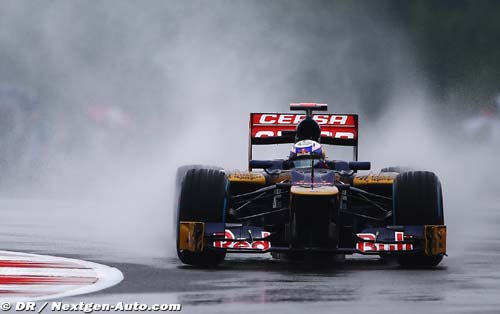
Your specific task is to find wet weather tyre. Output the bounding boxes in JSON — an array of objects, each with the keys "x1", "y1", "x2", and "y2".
[
  {"x1": 175, "y1": 165, "x2": 223, "y2": 187},
  {"x1": 393, "y1": 171, "x2": 444, "y2": 267},
  {"x1": 176, "y1": 168, "x2": 228, "y2": 266},
  {"x1": 173, "y1": 165, "x2": 222, "y2": 236}
]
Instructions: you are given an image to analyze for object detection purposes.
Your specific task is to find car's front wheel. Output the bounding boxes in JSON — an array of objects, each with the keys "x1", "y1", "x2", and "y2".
[
  {"x1": 393, "y1": 171, "x2": 445, "y2": 267},
  {"x1": 176, "y1": 168, "x2": 228, "y2": 266}
]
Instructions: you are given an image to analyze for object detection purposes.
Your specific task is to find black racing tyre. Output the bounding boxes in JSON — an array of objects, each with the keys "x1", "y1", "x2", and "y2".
[
  {"x1": 175, "y1": 165, "x2": 223, "y2": 187},
  {"x1": 393, "y1": 171, "x2": 444, "y2": 267},
  {"x1": 381, "y1": 166, "x2": 413, "y2": 174},
  {"x1": 173, "y1": 165, "x2": 223, "y2": 236},
  {"x1": 176, "y1": 168, "x2": 228, "y2": 266}
]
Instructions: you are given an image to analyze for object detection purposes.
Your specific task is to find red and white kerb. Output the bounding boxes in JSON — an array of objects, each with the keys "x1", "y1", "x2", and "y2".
[{"x1": 0, "y1": 250, "x2": 123, "y2": 302}]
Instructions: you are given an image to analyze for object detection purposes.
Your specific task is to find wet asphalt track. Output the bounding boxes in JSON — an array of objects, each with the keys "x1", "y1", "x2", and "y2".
[{"x1": 0, "y1": 198, "x2": 499, "y2": 314}]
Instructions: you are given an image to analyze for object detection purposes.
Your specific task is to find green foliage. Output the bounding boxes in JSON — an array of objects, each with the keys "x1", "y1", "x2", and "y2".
[{"x1": 390, "y1": 0, "x2": 500, "y2": 100}]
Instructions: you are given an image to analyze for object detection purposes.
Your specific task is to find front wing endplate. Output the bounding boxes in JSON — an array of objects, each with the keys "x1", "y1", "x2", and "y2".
[
  {"x1": 179, "y1": 222, "x2": 205, "y2": 252},
  {"x1": 424, "y1": 225, "x2": 446, "y2": 256}
]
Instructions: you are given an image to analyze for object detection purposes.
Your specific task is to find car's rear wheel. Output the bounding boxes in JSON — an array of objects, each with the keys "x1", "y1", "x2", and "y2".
[
  {"x1": 393, "y1": 171, "x2": 444, "y2": 267},
  {"x1": 176, "y1": 168, "x2": 228, "y2": 266}
]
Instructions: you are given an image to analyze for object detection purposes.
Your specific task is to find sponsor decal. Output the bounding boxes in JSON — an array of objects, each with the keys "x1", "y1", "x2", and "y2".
[
  {"x1": 227, "y1": 172, "x2": 266, "y2": 184},
  {"x1": 229, "y1": 173, "x2": 263, "y2": 180},
  {"x1": 256, "y1": 114, "x2": 350, "y2": 125},
  {"x1": 213, "y1": 230, "x2": 271, "y2": 251},
  {"x1": 353, "y1": 175, "x2": 395, "y2": 185},
  {"x1": 356, "y1": 232, "x2": 413, "y2": 253},
  {"x1": 250, "y1": 113, "x2": 357, "y2": 140},
  {"x1": 254, "y1": 130, "x2": 355, "y2": 139}
]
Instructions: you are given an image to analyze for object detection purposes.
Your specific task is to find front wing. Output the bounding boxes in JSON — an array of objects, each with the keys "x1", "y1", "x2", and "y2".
[{"x1": 178, "y1": 222, "x2": 446, "y2": 256}]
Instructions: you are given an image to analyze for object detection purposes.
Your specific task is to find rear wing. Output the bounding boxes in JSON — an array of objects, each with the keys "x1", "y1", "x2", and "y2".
[{"x1": 249, "y1": 112, "x2": 359, "y2": 166}]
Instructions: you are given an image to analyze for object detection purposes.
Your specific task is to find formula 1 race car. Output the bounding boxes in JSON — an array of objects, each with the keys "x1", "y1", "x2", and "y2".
[{"x1": 175, "y1": 103, "x2": 446, "y2": 267}]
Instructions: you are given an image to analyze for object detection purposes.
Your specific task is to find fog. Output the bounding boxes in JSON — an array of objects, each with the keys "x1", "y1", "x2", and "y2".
[{"x1": 0, "y1": 1, "x2": 493, "y2": 259}]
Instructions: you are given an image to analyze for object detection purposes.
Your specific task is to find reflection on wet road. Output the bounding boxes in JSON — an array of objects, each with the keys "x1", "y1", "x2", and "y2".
[{"x1": 0, "y1": 199, "x2": 499, "y2": 313}]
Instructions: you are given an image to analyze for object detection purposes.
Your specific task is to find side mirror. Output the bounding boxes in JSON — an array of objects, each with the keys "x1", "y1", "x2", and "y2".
[
  {"x1": 249, "y1": 160, "x2": 274, "y2": 169},
  {"x1": 348, "y1": 161, "x2": 371, "y2": 171}
]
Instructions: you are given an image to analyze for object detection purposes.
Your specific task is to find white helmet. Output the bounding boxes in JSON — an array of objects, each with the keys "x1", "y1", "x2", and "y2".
[{"x1": 289, "y1": 140, "x2": 325, "y2": 168}]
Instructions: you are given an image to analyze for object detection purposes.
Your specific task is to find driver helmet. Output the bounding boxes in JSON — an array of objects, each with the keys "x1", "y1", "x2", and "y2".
[{"x1": 289, "y1": 139, "x2": 325, "y2": 168}]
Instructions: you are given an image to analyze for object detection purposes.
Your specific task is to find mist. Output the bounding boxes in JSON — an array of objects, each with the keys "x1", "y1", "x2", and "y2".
[{"x1": 0, "y1": 1, "x2": 489, "y2": 260}]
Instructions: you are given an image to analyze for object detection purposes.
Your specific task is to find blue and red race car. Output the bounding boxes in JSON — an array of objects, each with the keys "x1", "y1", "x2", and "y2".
[{"x1": 175, "y1": 103, "x2": 446, "y2": 267}]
